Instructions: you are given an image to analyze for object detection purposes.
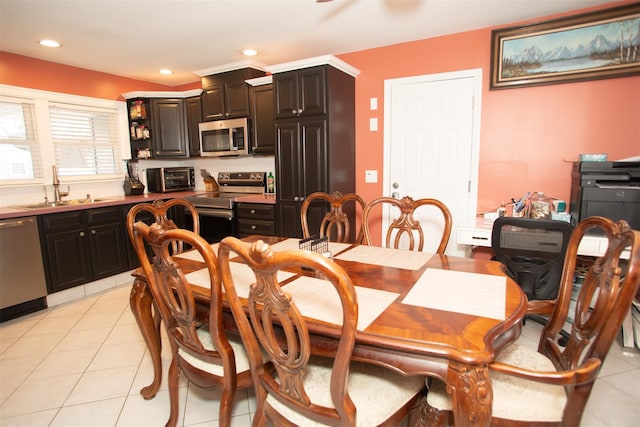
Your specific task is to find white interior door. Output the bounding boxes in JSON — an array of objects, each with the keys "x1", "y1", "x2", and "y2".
[{"x1": 383, "y1": 69, "x2": 482, "y2": 256}]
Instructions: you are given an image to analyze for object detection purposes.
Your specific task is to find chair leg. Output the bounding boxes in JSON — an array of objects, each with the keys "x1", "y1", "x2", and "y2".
[
  {"x1": 218, "y1": 386, "x2": 236, "y2": 427},
  {"x1": 165, "y1": 359, "x2": 180, "y2": 427}
]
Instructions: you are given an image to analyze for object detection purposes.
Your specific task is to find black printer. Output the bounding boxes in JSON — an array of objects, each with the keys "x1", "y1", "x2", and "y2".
[{"x1": 570, "y1": 161, "x2": 640, "y2": 231}]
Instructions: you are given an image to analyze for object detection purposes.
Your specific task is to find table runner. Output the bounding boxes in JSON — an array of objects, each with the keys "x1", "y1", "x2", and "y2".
[
  {"x1": 185, "y1": 262, "x2": 295, "y2": 298},
  {"x1": 402, "y1": 268, "x2": 506, "y2": 320},
  {"x1": 174, "y1": 243, "x2": 219, "y2": 262},
  {"x1": 335, "y1": 245, "x2": 432, "y2": 270},
  {"x1": 270, "y1": 238, "x2": 351, "y2": 256},
  {"x1": 283, "y1": 276, "x2": 399, "y2": 331}
]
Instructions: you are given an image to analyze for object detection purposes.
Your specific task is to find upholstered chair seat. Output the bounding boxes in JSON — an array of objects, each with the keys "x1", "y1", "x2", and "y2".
[
  {"x1": 178, "y1": 327, "x2": 252, "y2": 377},
  {"x1": 269, "y1": 356, "x2": 425, "y2": 427},
  {"x1": 427, "y1": 343, "x2": 567, "y2": 423}
]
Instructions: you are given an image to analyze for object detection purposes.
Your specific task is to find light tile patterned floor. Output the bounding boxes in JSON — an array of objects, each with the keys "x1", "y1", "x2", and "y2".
[{"x1": 1, "y1": 283, "x2": 639, "y2": 426}]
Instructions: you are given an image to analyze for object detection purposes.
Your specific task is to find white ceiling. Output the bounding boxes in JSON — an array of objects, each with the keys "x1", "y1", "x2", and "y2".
[{"x1": 0, "y1": 0, "x2": 612, "y2": 86}]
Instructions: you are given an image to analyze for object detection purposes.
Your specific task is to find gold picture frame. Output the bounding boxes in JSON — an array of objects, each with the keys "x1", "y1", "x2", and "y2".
[{"x1": 490, "y1": 3, "x2": 640, "y2": 89}]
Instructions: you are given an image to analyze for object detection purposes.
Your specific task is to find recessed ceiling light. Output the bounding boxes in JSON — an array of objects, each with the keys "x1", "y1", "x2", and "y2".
[
  {"x1": 159, "y1": 69, "x2": 173, "y2": 75},
  {"x1": 39, "y1": 39, "x2": 61, "y2": 48},
  {"x1": 242, "y1": 49, "x2": 258, "y2": 57}
]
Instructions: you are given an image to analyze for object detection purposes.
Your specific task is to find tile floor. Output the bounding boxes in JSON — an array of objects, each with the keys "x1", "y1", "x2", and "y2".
[{"x1": 1, "y1": 282, "x2": 639, "y2": 426}]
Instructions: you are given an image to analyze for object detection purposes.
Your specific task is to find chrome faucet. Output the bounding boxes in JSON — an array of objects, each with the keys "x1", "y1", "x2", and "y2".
[{"x1": 52, "y1": 165, "x2": 69, "y2": 203}]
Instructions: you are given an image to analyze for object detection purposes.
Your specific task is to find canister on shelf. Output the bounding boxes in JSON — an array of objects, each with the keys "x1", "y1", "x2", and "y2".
[{"x1": 529, "y1": 192, "x2": 551, "y2": 219}]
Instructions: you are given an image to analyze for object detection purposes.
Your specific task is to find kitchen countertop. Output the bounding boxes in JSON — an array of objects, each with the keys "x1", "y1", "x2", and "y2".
[
  {"x1": 0, "y1": 191, "x2": 201, "y2": 220},
  {"x1": 0, "y1": 191, "x2": 277, "y2": 220},
  {"x1": 233, "y1": 193, "x2": 277, "y2": 204}
]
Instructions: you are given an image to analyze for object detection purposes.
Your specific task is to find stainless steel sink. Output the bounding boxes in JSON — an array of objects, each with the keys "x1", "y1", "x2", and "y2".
[{"x1": 15, "y1": 198, "x2": 117, "y2": 210}]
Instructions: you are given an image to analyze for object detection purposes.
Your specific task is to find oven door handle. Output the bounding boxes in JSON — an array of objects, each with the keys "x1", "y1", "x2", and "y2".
[{"x1": 194, "y1": 207, "x2": 234, "y2": 220}]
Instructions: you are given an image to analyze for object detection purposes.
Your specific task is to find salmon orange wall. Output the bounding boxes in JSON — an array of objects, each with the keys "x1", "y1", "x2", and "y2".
[
  {"x1": 1, "y1": 1, "x2": 638, "y2": 215},
  {"x1": 0, "y1": 52, "x2": 200, "y2": 100},
  {"x1": 338, "y1": 0, "x2": 640, "y2": 216}
]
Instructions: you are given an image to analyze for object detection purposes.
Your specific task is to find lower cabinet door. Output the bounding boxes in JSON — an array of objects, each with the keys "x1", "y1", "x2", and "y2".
[
  {"x1": 89, "y1": 222, "x2": 129, "y2": 279},
  {"x1": 44, "y1": 229, "x2": 92, "y2": 293}
]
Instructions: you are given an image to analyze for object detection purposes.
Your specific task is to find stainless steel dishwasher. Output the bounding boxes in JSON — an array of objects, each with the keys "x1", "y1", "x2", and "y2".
[{"x1": 0, "y1": 216, "x2": 48, "y2": 322}]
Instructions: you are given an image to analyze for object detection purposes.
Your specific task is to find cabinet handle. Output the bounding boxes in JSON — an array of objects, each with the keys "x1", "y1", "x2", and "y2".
[
  {"x1": 250, "y1": 209, "x2": 256, "y2": 214},
  {"x1": 79, "y1": 231, "x2": 85, "y2": 237},
  {"x1": 91, "y1": 229, "x2": 97, "y2": 235},
  {"x1": 297, "y1": 108, "x2": 303, "y2": 115},
  {"x1": 251, "y1": 225, "x2": 257, "y2": 230},
  {"x1": 293, "y1": 196, "x2": 299, "y2": 202}
]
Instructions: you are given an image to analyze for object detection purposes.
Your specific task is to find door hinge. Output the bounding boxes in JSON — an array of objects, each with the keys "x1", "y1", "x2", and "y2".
[{"x1": 468, "y1": 180, "x2": 471, "y2": 192}]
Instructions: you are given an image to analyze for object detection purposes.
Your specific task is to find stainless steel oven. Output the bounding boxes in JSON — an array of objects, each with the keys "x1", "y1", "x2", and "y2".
[{"x1": 185, "y1": 171, "x2": 266, "y2": 243}]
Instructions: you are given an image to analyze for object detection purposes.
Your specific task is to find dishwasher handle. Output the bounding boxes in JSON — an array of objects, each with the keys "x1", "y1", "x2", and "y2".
[{"x1": 0, "y1": 217, "x2": 37, "y2": 229}]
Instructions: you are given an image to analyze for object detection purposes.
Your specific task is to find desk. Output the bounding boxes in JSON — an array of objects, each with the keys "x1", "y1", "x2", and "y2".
[
  {"x1": 458, "y1": 219, "x2": 631, "y2": 258},
  {"x1": 129, "y1": 236, "x2": 527, "y2": 427}
]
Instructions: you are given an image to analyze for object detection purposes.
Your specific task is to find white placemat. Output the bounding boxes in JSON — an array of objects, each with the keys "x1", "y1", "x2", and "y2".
[
  {"x1": 185, "y1": 262, "x2": 295, "y2": 298},
  {"x1": 335, "y1": 245, "x2": 432, "y2": 270},
  {"x1": 270, "y1": 238, "x2": 351, "y2": 256},
  {"x1": 283, "y1": 276, "x2": 399, "y2": 331},
  {"x1": 173, "y1": 243, "x2": 219, "y2": 262},
  {"x1": 402, "y1": 268, "x2": 506, "y2": 320}
]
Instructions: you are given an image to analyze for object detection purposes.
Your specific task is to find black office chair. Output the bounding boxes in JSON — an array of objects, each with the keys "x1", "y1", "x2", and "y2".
[{"x1": 492, "y1": 216, "x2": 574, "y2": 329}]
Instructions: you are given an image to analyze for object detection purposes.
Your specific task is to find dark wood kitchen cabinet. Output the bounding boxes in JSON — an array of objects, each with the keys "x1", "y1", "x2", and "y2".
[
  {"x1": 274, "y1": 62, "x2": 356, "y2": 238},
  {"x1": 186, "y1": 95, "x2": 203, "y2": 157},
  {"x1": 201, "y1": 68, "x2": 266, "y2": 121},
  {"x1": 249, "y1": 79, "x2": 275, "y2": 154},
  {"x1": 236, "y1": 202, "x2": 276, "y2": 237},
  {"x1": 273, "y1": 66, "x2": 327, "y2": 120},
  {"x1": 149, "y1": 98, "x2": 188, "y2": 158},
  {"x1": 39, "y1": 206, "x2": 129, "y2": 293}
]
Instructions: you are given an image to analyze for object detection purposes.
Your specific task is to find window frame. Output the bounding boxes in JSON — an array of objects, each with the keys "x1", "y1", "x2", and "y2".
[{"x1": 0, "y1": 84, "x2": 129, "y2": 188}]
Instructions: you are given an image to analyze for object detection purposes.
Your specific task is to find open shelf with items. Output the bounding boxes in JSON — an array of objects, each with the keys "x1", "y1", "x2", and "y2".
[{"x1": 127, "y1": 98, "x2": 152, "y2": 159}]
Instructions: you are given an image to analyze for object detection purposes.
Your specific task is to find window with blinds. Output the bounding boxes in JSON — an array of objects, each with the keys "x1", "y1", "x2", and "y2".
[
  {"x1": 49, "y1": 103, "x2": 121, "y2": 177},
  {"x1": 0, "y1": 99, "x2": 42, "y2": 180}
]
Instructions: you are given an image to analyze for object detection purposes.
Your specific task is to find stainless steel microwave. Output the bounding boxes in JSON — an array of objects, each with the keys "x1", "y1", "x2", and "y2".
[
  {"x1": 146, "y1": 167, "x2": 195, "y2": 193},
  {"x1": 199, "y1": 117, "x2": 250, "y2": 157}
]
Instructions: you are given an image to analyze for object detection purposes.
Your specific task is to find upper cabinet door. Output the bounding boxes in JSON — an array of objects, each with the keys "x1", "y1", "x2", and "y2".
[
  {"x1": 273, "y1": 66, "x2": 327, "y2": 120},
  {"x1": 150, "y1": 98, "x2": 188, "y2": 158},
  {"x1": 273, "y1": 71, "x2": 298, "y2": 120},
  {"x1": 224, "y1": 81, "x2": 250, "y2": 119},
  {"x1": 250, "y1": 83, "x2": 275, "y2": 154},
  {"x1": 298, "y1": 66, "x2": 326, "y2": 117},
  {"x1": 185, "y1": 96, "x2": 202, "y2": 157},
  {"x1": 202, "y1": 85, "x2": 225, "y2": 121}
]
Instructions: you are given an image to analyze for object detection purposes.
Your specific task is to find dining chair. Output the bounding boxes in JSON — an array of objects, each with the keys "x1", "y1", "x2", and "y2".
[
  {"x1": 362, "y1": 195, "x2": 452, "y2": 253},
  {"x1": 127, "y1": 198, "x2": 199, "y2": 256},
  {"x1": 301, "y1": 191, "x2": 367, "y2": 243},
  {"x1": 491, "y1": 216, "x2": 574, "y2": 330},
  {"x1": 421, "y1": 216, "x2": 640, "y2": 426},
  {"x1": 130, "y1": 222, "x2": 253, "y2": 427},
  {"x1": 218, "y1": 236, "x2": 426, "y2": 426}
]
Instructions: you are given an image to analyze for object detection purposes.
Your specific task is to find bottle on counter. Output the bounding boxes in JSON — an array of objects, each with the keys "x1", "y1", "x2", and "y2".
[{"x1": 267, "y1": 172, "x2": 275, "y2": 194}]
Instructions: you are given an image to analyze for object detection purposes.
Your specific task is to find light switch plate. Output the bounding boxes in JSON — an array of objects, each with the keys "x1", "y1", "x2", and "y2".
[
  {"x1": 365, "y1": 170, "x2": 378, "y2": 183},
  {"x1": 369, "y1": 118, "x2": 378, "y2": 131},
  {"x1": 370, "y1": 97, "x2": 378, "y2": 110}
]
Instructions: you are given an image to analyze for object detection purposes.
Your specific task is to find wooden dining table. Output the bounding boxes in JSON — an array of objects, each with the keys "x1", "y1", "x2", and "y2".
[{"x1": 129, "y1": 235, "x2": 527, "y2": 427}]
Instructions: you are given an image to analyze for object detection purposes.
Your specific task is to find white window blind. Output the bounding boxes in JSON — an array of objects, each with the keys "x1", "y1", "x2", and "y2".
[
  {"x1": 0, "y1": 98, "x2": 42, "y2": 180},
  {"x1": 49, "y1": 103, "x2": 121, "y2": 176}
]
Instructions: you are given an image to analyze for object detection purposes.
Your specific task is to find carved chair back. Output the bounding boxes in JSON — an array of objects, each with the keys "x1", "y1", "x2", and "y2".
[
  {"x1": 362, "y1": 195, "x2": 452, "y2": 253},
  {"x1": 127, "y1": 198, "x2": 199, "y2": 255},
  {"x1": 301, "y1": 191, "x2": 366, "y2": 244},
  {"x1": 218, "y1": 236, "x2": 361, "y2": 425},
  {"x1": 130, "y1": 222, "x2": 252, "y2": 427},
  {"x1": 535, "y1": 217, "x2": 640, "y2": 423}
]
